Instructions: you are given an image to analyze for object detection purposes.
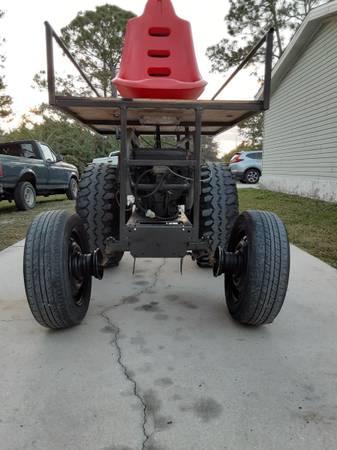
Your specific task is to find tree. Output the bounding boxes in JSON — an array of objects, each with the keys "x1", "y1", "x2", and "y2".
[
  {"x1": 33, "y1": 72, "x2": 92, "y2": 97},
  {"x1": 201, "y1": 136, "x2": 221, "y2": 163},
  {"x1": 207, "y1": 0, "x2": 326, "y2": 73},
  {"x1": 0, "y1": 10, "x2": 13, "y2": 123},
  {"x1": 34, "y1": 5, "x2": 135, "y2": 97},
  {"x1": 207, "y1": 0, "x2": 327, "y2": 146},
  {"x1": 237, "y1": 114, "x2": 264, "y2": 149}
]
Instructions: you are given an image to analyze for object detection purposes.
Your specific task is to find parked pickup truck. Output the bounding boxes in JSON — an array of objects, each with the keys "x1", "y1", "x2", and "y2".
[
  {"x1": 0, "y1": 140, "x2": 79, "y2": 210},
  {"x1": 92, "y1": 151, "x2": 119, "y2": 166}
]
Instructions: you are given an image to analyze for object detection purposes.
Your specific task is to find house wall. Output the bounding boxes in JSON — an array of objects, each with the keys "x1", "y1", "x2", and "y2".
[{"x1": 261, "y1": 19, "x2": 337, "y2": 203}]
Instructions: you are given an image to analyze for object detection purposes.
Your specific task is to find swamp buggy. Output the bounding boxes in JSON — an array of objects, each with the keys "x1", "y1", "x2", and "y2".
[{"x1": 23, "y1": 0, "x2": 290, "y2": 329}]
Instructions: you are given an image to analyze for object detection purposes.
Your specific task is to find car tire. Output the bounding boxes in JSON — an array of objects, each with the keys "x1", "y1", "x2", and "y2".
[
  {"x1": 66, "y1": 177, "x2": 79, "y2": 200},
  {"x1": 23, "y1": 210, "x2": 92, "y2": 329},
  {"x1": 76, "y1": 164, "x2": 125, "y2": 268},
  {"x1": 225, "y1": 210, "x2": 290, "y2": 325},
  {"x1": 244, "y1": 168, "x2": 260, "y2": 184},
  {"x1": 196, "y1": 163, "x2": 239, "y2": 267},
  {"x1": 14, "y1": 181, "x2": 36, "y2": 211}
]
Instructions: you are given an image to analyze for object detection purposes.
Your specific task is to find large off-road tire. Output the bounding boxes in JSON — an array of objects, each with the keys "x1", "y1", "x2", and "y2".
[
  {"x1": 225, "y1": 210, "x2": 290, "y2": 326},
  {"x1": 14, "y1": 181, "x2": 36, "y2": 211},
  {"x1": 196, "y1": 163, "x2": 239, "y2": 267},
  {"x1": 76, "y1": 164, "x2": 123, "y2": 268},
  {"x1": 23, "y1": 210, "x2": 92, "y2": 329},
  {"x1": 66, "y1": 177, "x2": 79, "y2": 200}
]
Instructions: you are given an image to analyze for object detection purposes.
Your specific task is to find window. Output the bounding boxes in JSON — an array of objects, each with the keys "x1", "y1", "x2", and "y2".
[
  {"x1": 247, "y1": 152, "x2": 262, "y2": 160},
  {"x1": 40, "y1": 144, "x2": 56, "y2": 162},
  {"x1": 21, "y1": 143, "x2": 37, "y2": 159},
  {"x1": 0, "y1": 144, "x2": 20, "y2": 157},
  {"x1": 0, "y1": 142, "x2": 37, "y2": 158}
]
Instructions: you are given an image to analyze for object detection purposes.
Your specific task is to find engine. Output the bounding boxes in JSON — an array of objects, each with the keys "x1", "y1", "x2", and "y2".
[{"x1": 129, "y1": 148, "x2": 193, "y2": 220}]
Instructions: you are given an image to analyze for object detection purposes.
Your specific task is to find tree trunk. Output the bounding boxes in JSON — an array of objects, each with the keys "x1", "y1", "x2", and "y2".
[
  {"x1": 267, "y1": 0, "x2": 283, "y2": 56},
  {"x1": 110, "y1": 66, "x2": 117, "y2": 98}
]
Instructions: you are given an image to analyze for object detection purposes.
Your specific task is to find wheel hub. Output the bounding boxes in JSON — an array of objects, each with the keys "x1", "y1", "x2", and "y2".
[
  {"x1": 69, "y1": 243, "x2": 104, "y2": 281},
  {"x1": 247, "y1": 171, "x2": 259, "y2": 183},
  {"x1": 71, "y1": 179, "x2": 78, "y2": 198},
  {"x1": 213, "y1": 243, "x2": 246, "y2": 277},
  {"x1": 24, "y1": 186, "x2": 35, "y2": 207}
]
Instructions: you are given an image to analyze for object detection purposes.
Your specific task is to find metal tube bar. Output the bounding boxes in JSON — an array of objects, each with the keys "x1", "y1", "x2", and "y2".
[
  {"x1": 55, "y1": 96, "x2": 265, "y2": 111},
  {"x1": 45, "y1": 23, "x2": 56, "y2": 105},
  {"x1": 263, "y1": 28, "x2": 274, "y2": 110},
  {"x1": 192, "y1": 109, "x2": 202, "y2": 241},
  {"x1": 82, "y1": 119, "x2": 239, "y2": 127},
  {"x1": 119, "y1": 107, "x2": 128, "y2": 240},
  {"x1": 44, "y1": 21, "x2": 100, "y2": 97},
  {"x1": 185, "y1": 126, "x2": 190, "y2": 152},
  {"x1": 155, "y1": 125, "x2": 161, "y2": 148},
  {"x1": 136, "y1": 184, "x2": 190, "y2": 191},
  {"x1": 128, "y1": 160, "x2": 197, "y2": 167},
  {"x1": 212, "y1": 28, "x2": 273, "y2": 101},
  {"x1": 99, "y1": 130, "x2": 217, "y2": 137}
]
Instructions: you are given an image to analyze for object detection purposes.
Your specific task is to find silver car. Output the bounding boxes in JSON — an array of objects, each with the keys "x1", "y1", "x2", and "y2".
[{"x1": 229, "y1": 151, "x2": 262, "y2": 184}]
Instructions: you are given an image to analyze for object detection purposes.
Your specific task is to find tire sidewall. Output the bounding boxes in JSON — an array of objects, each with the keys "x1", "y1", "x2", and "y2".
[
  {"x1": 67, "y1": 177, "x2": 79, "y2": 200},
  {"x1": 18, "y1": 182, "x2": 36, "y2": 210},
  {"x1": 225, "y1": 211, "x2": 262, "y2": 321},
  {"x1": 225, "y1": 210, "x2": 290, "y2": 325},
  {"x1": 60, "y1": 213, "x2": 92, "y2": 325}
]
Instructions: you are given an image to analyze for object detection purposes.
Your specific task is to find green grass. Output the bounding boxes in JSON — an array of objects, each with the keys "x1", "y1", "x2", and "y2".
[
  {"x1": 0, "y1": 195, "x2": 75, "y2": 252},
  {"x1": 1, "y1": 188, "x2": 336, "y2": 270},
  {"x1": 239, "y1": 189, "x2": 337, "y2": 269}
]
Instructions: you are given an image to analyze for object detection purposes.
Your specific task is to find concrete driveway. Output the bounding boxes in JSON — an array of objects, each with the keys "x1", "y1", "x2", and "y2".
[
  {"x1": 1, "y1": 242, "x2": 337, "y2": 450},
  {"x1": 236, "y1": 183, "x2": 260, "y2": 189}
]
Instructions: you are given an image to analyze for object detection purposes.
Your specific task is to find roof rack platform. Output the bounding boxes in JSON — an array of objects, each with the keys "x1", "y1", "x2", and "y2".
[
  {"x1": 45, "y1": 22, "x2": 274, "y2": 137},
  {"x1": 55, "y1": 96, "x2": 265, "y2": 136}
]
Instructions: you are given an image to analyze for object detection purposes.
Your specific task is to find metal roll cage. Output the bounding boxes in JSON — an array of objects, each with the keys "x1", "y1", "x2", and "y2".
[{"x1": 43, "y1": 21, "x2": 274, "y2": 257}]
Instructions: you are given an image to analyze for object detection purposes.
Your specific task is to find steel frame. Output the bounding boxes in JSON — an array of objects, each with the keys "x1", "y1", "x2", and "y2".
[{"x1": 43, "y1": 21, "x2": 274, "y2": 258}]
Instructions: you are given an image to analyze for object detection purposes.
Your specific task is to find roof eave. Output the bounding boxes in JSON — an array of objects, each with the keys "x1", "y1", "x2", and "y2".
[{"x1": 257, "y1": 1, "x2": 337, "y2": 100}]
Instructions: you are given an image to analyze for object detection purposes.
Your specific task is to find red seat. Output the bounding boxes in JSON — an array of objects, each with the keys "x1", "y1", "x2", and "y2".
[{"x1": 113, "y1": 0, "x2": 207, "y2": 100}]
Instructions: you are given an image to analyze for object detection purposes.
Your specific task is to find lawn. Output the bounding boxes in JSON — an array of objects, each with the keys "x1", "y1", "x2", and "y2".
[
  {"x1": 0, "y1": 195, "x2": 75, "y2": 252},
  {"x1": 239, "y1": 189, "x2": 337, "y2": 269}
]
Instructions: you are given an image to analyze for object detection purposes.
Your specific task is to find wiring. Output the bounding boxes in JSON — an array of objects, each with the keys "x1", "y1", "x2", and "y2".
[
  {"x1": 168, "y1": 167, "x2": 193, "y2": 181},
  {"x1": 131, "y1": 168, "x2": 181, "y2": 221}
]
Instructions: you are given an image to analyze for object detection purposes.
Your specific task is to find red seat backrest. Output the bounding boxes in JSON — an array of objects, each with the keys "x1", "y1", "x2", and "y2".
[{"x1": 113, "y1": 0, "x2": 206, "y2": 99}]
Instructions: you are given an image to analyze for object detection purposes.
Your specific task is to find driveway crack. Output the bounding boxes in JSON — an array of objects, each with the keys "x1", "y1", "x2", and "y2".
[
  {"x1": 100, "y1": 259, "x2": 166, "y2": 450},
  {"x1": 101, "y1": 311, "x2": 150, "y2": 448}
]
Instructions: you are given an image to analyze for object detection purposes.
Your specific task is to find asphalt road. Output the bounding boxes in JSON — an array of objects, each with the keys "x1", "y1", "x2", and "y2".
[{"x1": 1, "y1": 241, "x2": 337, "y2": 450}]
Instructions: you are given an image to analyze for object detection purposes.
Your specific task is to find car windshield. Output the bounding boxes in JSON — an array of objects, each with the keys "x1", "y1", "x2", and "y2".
[{"x1": 40, "y1": 144, "x2": 57, "y2": 162}]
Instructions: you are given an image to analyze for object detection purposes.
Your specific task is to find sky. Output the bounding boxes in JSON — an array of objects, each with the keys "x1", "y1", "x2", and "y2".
[{"x1": 0, "y1": 0, "x2": 259, "y2": 154}]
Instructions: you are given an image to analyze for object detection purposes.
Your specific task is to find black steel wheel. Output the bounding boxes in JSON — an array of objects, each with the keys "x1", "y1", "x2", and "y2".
[
  {"x1": 14, "y1": 181, "x2": 36, "y2": 211},
  {"x1": 24, "y1": 210, "x2": 92, "y2": 329},
  {"x1": 244, "y1": 168, "x2": 260, "y2": 184},
  {"x1": 76, "y1": 164, "x2": 125, "y2": 268},
  {"x1": 196, "y1": 163, "x2": 239, "y2": 267},
  {"x1": 66, "y1": 177, "x2": 79, "y2": 200},
  {"x1": 225, "y1": 210, "x2": 290, "y2": 326}
]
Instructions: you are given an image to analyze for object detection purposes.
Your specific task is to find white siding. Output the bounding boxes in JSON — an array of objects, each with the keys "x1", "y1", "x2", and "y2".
[{"x1": 262, "y1": 19, "x2": 337, "y2": 202}]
